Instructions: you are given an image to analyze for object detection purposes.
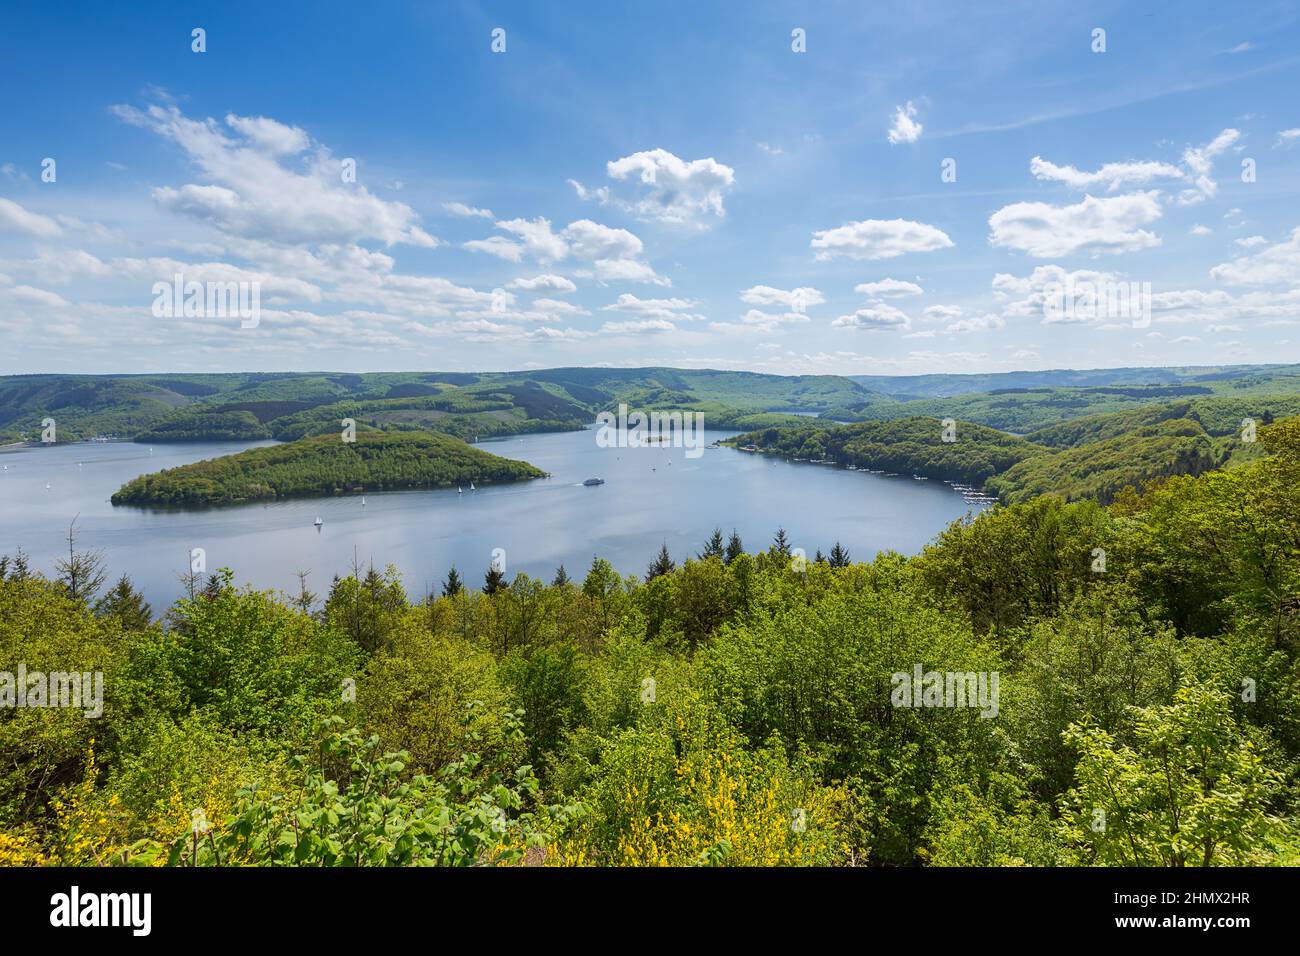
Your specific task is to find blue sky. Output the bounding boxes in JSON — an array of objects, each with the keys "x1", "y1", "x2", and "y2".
[{"x1": 2, "y1": 0, "x2": 1299, "y2": 376}]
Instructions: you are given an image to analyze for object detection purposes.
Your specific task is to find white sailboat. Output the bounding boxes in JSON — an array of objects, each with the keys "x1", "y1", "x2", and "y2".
[
  {"x1": 361, "y1": 497, "x2": 367, "y2": 506},
  {"x1": 457, "y1": 486, "x2": 463, "y2": 494},
  {"x1": 470, "y1": 481, "x2": 476, "y2": 491},
  {"x1": 313, "y1": 516, "x2": 323, "y2": 528}
]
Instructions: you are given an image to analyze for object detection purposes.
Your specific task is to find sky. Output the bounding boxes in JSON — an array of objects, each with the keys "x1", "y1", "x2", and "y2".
[{"x1": 2, "y1": 0, "x2": 1300, "y2": 377}]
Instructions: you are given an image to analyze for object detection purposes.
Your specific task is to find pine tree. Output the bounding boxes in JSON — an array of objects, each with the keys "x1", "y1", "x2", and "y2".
[
  {"x1": 93, "y1": 574, "x2": 153, "y2": 629},
  {"x1": 443, "y1": 565, "x2": 464, "y2": 596},
  {"x1": 552, "y1": 564, "x2": 571, "y2": 587},
  {"x1": 700, "y1": 527, "x2": 725, "y2": 560},
  {"x1": 294, "y1": 569, "x2": 317, "y2": 613},
  {"x1": 483, "y1": 564, "x2": 507, "y2": 595},
  {"x1": 814, "y1": 548, "x2": 826, "y2": 564},
  {"x1": 772, "y1": 527, "x2": 792, "y2": 558},
  {"x1": 56, "y1": 519, "x2": 106, "y2": 605},
  {"x1": 646, "y1": 542, "x2": 676, "y2": 581},
  {"x1": 725, "y1": 529, "x2": 744, "y2": 564},
  {"x1": 829, "y1": 542, "x2": 851, "y2": 568}
]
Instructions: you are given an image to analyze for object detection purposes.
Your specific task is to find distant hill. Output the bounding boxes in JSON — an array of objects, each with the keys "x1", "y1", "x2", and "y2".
[
  {"x1": 109, "y1": 431, "x2": 545, "y2": 507},
  {"x1": 6, "y1": 364, "x2": 1300, "y2": 445}
]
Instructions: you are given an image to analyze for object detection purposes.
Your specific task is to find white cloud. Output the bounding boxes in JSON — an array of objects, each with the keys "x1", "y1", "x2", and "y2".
[
  {"x1": 740, "y1": 285, "x2": 825, "y2": 310},
  {"x1": 0, "y1": 197, "x2": 63, "y2": 239},
  {"x1": 113, "y1": 103, "x2": 439, "y2": 248},
  {"x1": 1276, "y1": 129, "x2": 1300, "y2": 148},
  {"x1": 584, "y1": 258, "x2": 669, "y2": 286},
  {"x1": 1029, "y1": 155, "x2": 1184, "y2": 192},
  {"x1": 223, "y1": 114, "x2": 310, "y2": 156},
  {"x1": 462, "y1": 236, "x2": 526, "y2": 262},
  {"x1": 1190, "y1": 224, "x2": 1212, "y2": 236},
  {"x1": 736, "y1": 308, "x2": 810, "y2": 330},
  {"x1": 922, "y1": 304, "x2": 963, "y2": 320},
  {"x1": 600, "y1": 318, "x2": 677, "y2": 334},
  {"x1": 443, "y1": 201, "x2": 494, "y2": 219},
  {"x1": 1176, "y1": 128, "x2": 1239, "y2": 205},
  {"x1": 832, "y1": 304, "x2": 911, "y2": 331},
  {"x1": 1210, "y1": 227, "x2": 1300, "y2": 285},
  {"x1": 506, "y1": 273, "x2": 576, "y2": 293},
  {"x1": 602, "y1": 293, "x2": 702, "y2": 322},
  {"x1": 561, "y1": 219, "x2": 643, "y2": 260},
  {"x1": 988, "y1": 192, "x2": 1163, "y2": 257},
  {"x1": 854, "y1": 278, "x2": 923, "y2": 298},
  {"x1": 887, "y1": 101, "x2": 923, "y2": 144},
  {"x1": 576, "y1": 149, "x2": 736, "y2": 224},
  {"x1": 811, "y1": 219, "x2": 953, "y2": 261}
]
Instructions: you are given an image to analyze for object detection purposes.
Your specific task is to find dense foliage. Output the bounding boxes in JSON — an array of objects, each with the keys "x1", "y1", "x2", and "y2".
[
  {"x1": 3, "y1": 418, "x2": 1298, "y2": 866},
  {"x1": 109, "y1": 431, "x2": 546, "y2": 506},
  {"x1": 729, "y1": 416, "x2": 1043, "y2": 483}
]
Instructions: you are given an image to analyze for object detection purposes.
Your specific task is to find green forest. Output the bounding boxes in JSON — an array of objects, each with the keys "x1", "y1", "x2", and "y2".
[
  {"x1": 731, "y1": 403, "x2": 1269, "y2": 504},
  {"x1": 3, "y1": 417, "x2": 1298, "y2": 867},
  {"x1": 109, "y1": 432, "x2": 546, "y2": 507}
]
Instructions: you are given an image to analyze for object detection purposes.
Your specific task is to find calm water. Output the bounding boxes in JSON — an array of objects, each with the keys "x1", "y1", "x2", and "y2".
[{"x1": 0, "y1": 429, "x2": 986, "y2": 610}]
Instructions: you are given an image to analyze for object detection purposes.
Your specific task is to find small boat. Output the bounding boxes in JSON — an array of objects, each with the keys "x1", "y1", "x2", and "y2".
[
  {"x1": 583, "y1": 477, "x2": 605, "y2": 486},
  {"x1": 470, "y1": 481, "x2": 476, "y2": 491},
  {"x1": 361, "y1": 497, "x2": 367, "y2": 506},
  {"x1": 912, "y1": 475, "x2": 928, "y2": 481},
  {"x1": 45, "y1": 482, "x2": 51, "y2": 490},
  {"x1": 457, "y1": 486, "x2": 463, "y2": 494},
  {"x1": 313, "y1": 516, "x2": 323, "y2": 527}
]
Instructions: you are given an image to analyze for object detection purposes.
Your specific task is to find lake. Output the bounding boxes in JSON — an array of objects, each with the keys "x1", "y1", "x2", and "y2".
[{"x1": 0, "y1": 428, "x2": 987, "y2": 610}]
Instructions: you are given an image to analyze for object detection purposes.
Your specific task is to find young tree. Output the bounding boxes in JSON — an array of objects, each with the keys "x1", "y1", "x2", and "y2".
[
  {"x1": 55, "y1": 518, "x2": 106, "y2": 605},
  {"x1": 772, "y1": 527, "x2": 792, "y2": 558},
  {"x1": 646, "y1": 542, "x2": 676, "y2": 581},
  {"x1": 700, "y1": 527, "x2": 725, "y2": 560},
  {"x1": 725, "y1": 529, "x2": 744, "y2": 565},
  {"x1": 828, "y1": 542, "x2": 851, "y2": 568},
  {"x1": 813, "y1": 549, "x2": 826, "y2": 565},
  {"x1": 483, "y1": 563, "x2": 507, "y2": 595},
  {"x1": 93, "y1": 574, "x2": 153, "y2": 630},
  {"x1": 294, "y1": 569, "x2": 317, "y2": 613},
  {"x1": 551, "y1": 564, "x2": 571, "y2": 587},
  {"x1": 443, "y1": 565, "x2": 464, "y2": 597}
]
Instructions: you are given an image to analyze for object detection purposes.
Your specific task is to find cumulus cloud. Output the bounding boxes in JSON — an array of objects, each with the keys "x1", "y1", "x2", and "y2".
[
  {"x1": 811, "y1": 219, "x2": 953, "y2": 261},
  {"x1": 601, "y1": 293, "x2": 703, "y2": 322},
  {"x1": 740, "y1": 285, "x2": 825, "y2": 310},
  {"x1": 855, "y1": 278, "x2": 923, "y2": 297},
  {"x1": 988, "y1": 192, "x2": 1163, "y2": 257},
  {"x1": 464, "y1": 217, "x2": 662, "y2": 282},
  {"x1": 571, "y1": 149, "x2": 736, "y2": 225},
  {"x1": 112, "y1": 102, "x2": 439, "y2": 248},
  {"x1": 887, "y1": 102, "x2": 923, "y2": 144},
  {"x1": 506, "y1": 273, "x2": 577, "y2": 293},
  {"x1": 832, "y1": 304, "x2": 911, "y2": 331},
  {"x1": 1209, "y1": 227, "x2": 1300, "y2": 285}
]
